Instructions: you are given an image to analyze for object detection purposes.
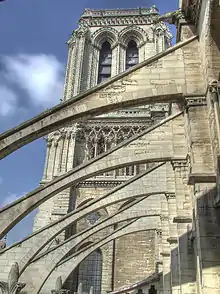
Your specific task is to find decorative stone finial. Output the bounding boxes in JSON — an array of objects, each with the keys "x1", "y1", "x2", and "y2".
[
  {"x1": 51, "y1": 276, "x2": 70, "y2": 294},
  {"x1": 77, "y1": 283, "x2": 83, "y2": 294},
  {"x1": 55, "y1": 276, "x2": 62, "y2": 291},
  {"x1": 89, "y1": 286, "x2": 94, "y2": 294},
  {"x1": 0, "y1": 262, "x2": 26, "y2": 294}
]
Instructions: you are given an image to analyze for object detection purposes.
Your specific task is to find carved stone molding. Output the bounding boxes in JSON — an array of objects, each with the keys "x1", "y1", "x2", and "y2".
[
  {"x1": 165, "y1": 193, "x2": 176, "y2": 200},
  {"x1": 188, "y1": 173, "x2": 216, "y2": 185},
  {"x1": 185, "y1": 96, "x2": 207, "y2": 107},
  {"x1": 160, "y1": 251, "x2": 171, "y2": 257},
  {"x1": 173, "y1": 216, "x2": 192, "y2": 223},
  {"x1": 171, "y1": 159, "x2": 188, "y2": 171},
  {"x1": 156, "y1": 229, "x2": 162, "y2": 237},
  {"x1": 151, "y1": 21, "x2": 173, "y2": 41},
  {"x1": 91, "y1": 27, "x2": 119, "y2": 49},
  {"x1": 0, "y1": 263, "x2": 26, "y2": 294},
  {"x1": 160, "y1": 215, "x2": 169, "y2": 222},
  {"x1": 77, "y1": 179, "x2": 125, "y2": 188},
  {"x1": 167, "y1": 237, "x2": 178, "y2": 244},
  {"x1": 209, "y1": 80, "x2": 220, "y2": 104},
  {"x1": 79, "y1": 6, "x2": 160, "y2": 27},
  {"x1": 118, "y1": 25, "x2": 150, "y2": 47}
]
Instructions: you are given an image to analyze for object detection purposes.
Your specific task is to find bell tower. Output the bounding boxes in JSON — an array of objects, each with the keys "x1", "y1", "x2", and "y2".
[{"x1": 33, "y1": 5, "x2": 172, "y2": 294}]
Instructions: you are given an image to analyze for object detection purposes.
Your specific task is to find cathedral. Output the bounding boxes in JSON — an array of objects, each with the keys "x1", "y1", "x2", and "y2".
[
  {"x1": 33, "y1": 5, "x2": 173, "y2": 294},
  {"x1": 0, "y1": 0, "x2": 220, "y2": 294}
]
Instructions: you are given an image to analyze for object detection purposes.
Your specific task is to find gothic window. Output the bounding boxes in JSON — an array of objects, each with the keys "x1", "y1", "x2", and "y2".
[
  {"x1": 96, "y1": 136, "x2": 105, "y2": 155},
  {"x1": 126, "y1": 40, "x2": 139, "y2": 70},
  {"x1": 77, "y1": 249, "x2": 102, "y2": 294},
  {"x1": 98, "y1": 41, "x2": 112, "y2": 84}
]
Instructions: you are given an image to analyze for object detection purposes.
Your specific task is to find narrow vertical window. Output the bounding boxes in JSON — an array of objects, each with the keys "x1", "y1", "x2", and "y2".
[
  {"x1": 126, "y1": 40, "x2": 139, "y2": 69},
  {"x1": 98, "y1": 41, "x2": 112, "y2": 84},
  {"x1": 77, "y1": 249, "x2": 102, "y2": 294}
]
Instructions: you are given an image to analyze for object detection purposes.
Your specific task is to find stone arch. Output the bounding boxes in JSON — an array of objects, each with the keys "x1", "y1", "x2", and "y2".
[
  {"x1": 119, "y1": 25, "x2": 148, "y2": 48},
  {"x1": 19, "y1": 196, "x2": 166, "y2": 293},
  {"x1": 91, "y1": 27, "x2": 119, "y2": 49},
  {"x1": 0, "y1": 36, "x2": 199, "y2": 160},
  {"x1": 76, "y1": 241, "x2": 94, "y2": 251},
  {"x1": 151, "y1": 22, "x2": 172, "y2": 41},
  {"x1": 0, "y1": 113, "x2": 180, "y2": 241},
  {"x1": 41, "y1": 220, "x2": 160, "y2": 294},
  {"x1": 77, "y1": 198, "x2": 94, "y2": 208},
  {"x1": 119, "y1": 198, "x2": 137, "y2": 211}
]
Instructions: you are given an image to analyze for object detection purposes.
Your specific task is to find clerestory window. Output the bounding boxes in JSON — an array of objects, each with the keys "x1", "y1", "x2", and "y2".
[
  {"x1": 97, "y1": 41, "x2": 112, "y2": 84},
  {"x1": 126, "y1": 40, "x2": 139, "y2": 70}
]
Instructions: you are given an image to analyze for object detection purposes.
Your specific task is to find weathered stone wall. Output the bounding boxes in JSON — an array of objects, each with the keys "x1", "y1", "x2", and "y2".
[
  {"x1": 2, "y1": 3, "x2": 220, "y2": 294},
  {"x1": 114, "y1": 231, "x2": 156, "y2": 288},
  {"x1": 114, "y1": 192, "x2": 164, "y2": 288}
]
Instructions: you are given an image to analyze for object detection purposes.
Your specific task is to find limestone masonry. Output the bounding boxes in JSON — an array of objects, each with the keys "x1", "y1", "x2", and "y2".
[{"x1": 1, "y1": 0, "x2": 220, "y2": 294}]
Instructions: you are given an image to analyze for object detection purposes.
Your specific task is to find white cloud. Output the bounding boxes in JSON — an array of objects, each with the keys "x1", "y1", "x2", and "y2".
[
  {"x1": 0, "y1": 193, "x2": 20, "y2": 208},
  {"x1": 2, "y1": 54, "x2": 64, "y2": 109},
  {"x1": 0, "y1": 85, "x2": 17, "y2": 117}
]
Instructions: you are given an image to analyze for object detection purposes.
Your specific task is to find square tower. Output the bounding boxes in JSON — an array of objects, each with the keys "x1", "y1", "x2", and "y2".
[{"x1": 33, "y1": 6, "x2": 173, "y2": 294}]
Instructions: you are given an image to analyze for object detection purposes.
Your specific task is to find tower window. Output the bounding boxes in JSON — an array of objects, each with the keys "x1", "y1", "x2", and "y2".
[
  {"x1": 126, "y1": 40, "x2": 139, "y2": 70},
  {"x1": 98, "y1": 41, "x2": 112, "y2": 84}
]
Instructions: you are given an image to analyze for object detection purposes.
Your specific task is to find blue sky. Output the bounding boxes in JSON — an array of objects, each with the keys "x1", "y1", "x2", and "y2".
[{"x1": 0, "y1": 0, "x2": 178, "y2": 245}]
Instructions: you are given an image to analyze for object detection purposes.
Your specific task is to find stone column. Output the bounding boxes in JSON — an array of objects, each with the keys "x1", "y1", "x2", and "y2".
[
  {"x1": 118, "y1": 44, "x2": 126, "y2": 73},
  {"x1": 46, "y1": 136, "x2": 56, "y2": 181},
  {"x1": 155, "y1": 33, "x2": 165, "y2": 54},
  {"x1": 138, "y1": 44, "x2": 145, "y2": 63},
  {"x1": 165, "y1": 193, "x2": 179, "y2": 294},
  {"x1": 56, "y1": 132, "x2": 66, "y2": 175},
  {"x1": 172, "y1": 160, "x2": 196, "y2": 294},
  {"x1": 73, "y1": 31, "x2": 87, "y2": 96},
  {"x1": 86, "y1": 42, "x2": 95, "y2": 89},
  {"x1": 51, "y1": 126, "x2": 78, "y2": 217},
  {"x1": 89, "y1": 45, "x2": 100, "y2": 88},
  {"x1": 42, "y1": 138, "x2": 52, "y2": 181},
  {"x1": 209, "y1": 82, "x2": 220, "y2": 151},
  {"x1": 53, "y1": 139, "x2": 59, "y2": 177},
  {"x1": 194, "y1": 182, "x2": 220, "y2": 294},
  {"x1": 111, "y1": 44, "x2": 120, "y2": 76},
  {"x1": 63, "y1": 38, "x2": 77, "y2": 101}
]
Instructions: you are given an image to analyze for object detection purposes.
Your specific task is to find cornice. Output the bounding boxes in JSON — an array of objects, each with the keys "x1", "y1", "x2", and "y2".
[
  {"x1": 80, "y1": 7, "x2": 159, "y2": 19},
  {"x1": 79, "y1": 15, "x2": 160, "y2": 28},
  {"x1": 77, "y1": 179, "x2": 126, "y2": 188}
]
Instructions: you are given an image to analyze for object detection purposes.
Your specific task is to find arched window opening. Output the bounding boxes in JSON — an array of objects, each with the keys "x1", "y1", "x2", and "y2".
[
  {"x1": 96, "y1": 136, "x2": 105, "y2": 155},
  {"x1": 77, "y1": 249, "x2": 102, "y2": 294},
  {"x1": 126, "y1": 40, "x2": 139, "y2": 70},
  {"x1": 98, "y1": 41, "x2": 112, "y2": 84}
]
